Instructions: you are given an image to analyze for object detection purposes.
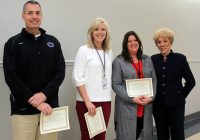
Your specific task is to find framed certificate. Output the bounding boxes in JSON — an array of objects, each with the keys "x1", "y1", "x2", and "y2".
[
  {"x1": 126, "y1": 78, "x2": 153, "y2": 97},
  {"x1": 84, "y1": 107, "x2": 106, "y2": 138},
  {"x1": 40, "y1": 106, "x2": 70, "y2": 134}
]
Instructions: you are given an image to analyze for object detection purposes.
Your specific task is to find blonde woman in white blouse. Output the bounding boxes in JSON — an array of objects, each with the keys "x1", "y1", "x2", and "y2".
[{"x1": 72, "y1": 17, "x2": 112, "y2": 140}]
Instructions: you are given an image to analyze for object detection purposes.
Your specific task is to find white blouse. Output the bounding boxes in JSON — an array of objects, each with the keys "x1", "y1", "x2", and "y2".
[{"x1": 72, "y1": 45, "x2": 112, "y2": 102}]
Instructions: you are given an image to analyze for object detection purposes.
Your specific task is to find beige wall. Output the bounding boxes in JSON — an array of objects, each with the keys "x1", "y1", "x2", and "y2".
[
  {"x1": 0, "y1": 0, "x2": 200, "y2": 139},
  {"x1": 0, "y1": 62, "x2": 116, "y2": 140},
  {"x1": 0, "y1": 60, "x2": 199, "y2": 140}
]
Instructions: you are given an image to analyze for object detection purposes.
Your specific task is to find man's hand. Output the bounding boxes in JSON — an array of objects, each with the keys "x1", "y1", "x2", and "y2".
[
  {"x1": 37, "y1": 102, "x2": 52, "y2": 115},
  {"x1": 28, "y1": 92, "x2": 47, "y2": 107}
]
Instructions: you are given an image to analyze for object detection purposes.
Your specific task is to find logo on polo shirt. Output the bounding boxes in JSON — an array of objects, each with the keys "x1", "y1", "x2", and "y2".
[{"x1": 47, "y1": 42, "x2": 55, "y2": 48}]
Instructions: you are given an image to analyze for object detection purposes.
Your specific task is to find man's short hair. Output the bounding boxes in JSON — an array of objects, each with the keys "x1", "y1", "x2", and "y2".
[{"x1": 23, "y1": 0, "x2": 41, "y2": 13}]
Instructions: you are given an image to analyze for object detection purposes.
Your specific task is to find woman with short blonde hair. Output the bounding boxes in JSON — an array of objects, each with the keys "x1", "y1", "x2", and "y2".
[
  {"x1": 151, "y1": 27, "x2": 195, "y2": 140},
  {"x1": 153, "y1": 28, "x2": 174, "y2": 44}
]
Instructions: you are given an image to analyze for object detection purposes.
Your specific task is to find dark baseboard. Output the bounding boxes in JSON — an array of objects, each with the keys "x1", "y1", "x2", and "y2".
[
  {"x1": 184, "y1": 111, "x2": 200, "y2": 138},
  {"x1": 185, "y1": 111, "x2": 200, "y2": 129},
  {"x1": 152, "y1": 111, "x2": 200, "y2": 140},
  {"x1": 115, "y1": 111, "x2": 200, "y2": 140}
]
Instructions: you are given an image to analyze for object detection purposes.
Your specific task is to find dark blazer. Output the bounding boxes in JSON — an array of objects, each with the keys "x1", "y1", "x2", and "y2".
[{"x1": 151, "y1": 51, "x2": 195, "y2": 107}]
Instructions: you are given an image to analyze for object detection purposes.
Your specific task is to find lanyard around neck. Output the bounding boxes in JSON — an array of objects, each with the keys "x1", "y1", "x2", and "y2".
[{"x1": 95, "y1": 48, "x2": 106, "y2": 77}]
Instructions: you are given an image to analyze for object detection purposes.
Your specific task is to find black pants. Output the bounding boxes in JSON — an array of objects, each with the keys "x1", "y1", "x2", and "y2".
[
  {"x1": 153, "y1": 104, "x2": 185, "y2": 140},
  {"x1": 136, "y1": 117, "x2": 143, "y2": 139}
]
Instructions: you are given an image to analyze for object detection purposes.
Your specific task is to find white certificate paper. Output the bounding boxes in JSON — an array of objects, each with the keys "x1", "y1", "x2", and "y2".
[
  {"x1": 126, "y1": 78, "x2": 153, "y2": 97},
  {"x1": 40, "y1": 106, "x2": 70, "y2": 134},
  {"x1": 84, "y1": 107, "x2": 106, "y2": 138}
]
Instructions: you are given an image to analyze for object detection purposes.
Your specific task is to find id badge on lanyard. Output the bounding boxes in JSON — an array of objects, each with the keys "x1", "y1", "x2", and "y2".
[
  {"x1": 102, "y1": 75, "x2": 108, "y2": 89},
  {"x1": 95, "y1": 48, "x2": 108, "y2": 90}
]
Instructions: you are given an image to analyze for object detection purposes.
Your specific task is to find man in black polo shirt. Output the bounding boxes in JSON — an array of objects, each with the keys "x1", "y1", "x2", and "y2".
[{"x1": 3, "y1": 1, "x2": 65, "y2": 140}]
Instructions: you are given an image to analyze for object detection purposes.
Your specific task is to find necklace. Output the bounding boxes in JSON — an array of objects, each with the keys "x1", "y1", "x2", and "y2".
[{"x1": 132, "y1": 61, "x2": 141, "y2": 78}]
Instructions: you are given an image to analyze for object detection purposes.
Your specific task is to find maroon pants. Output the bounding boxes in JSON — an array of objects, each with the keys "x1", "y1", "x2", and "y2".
[{"x1": 76, "y1": 101, "x2": 111, "y2": 140}]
